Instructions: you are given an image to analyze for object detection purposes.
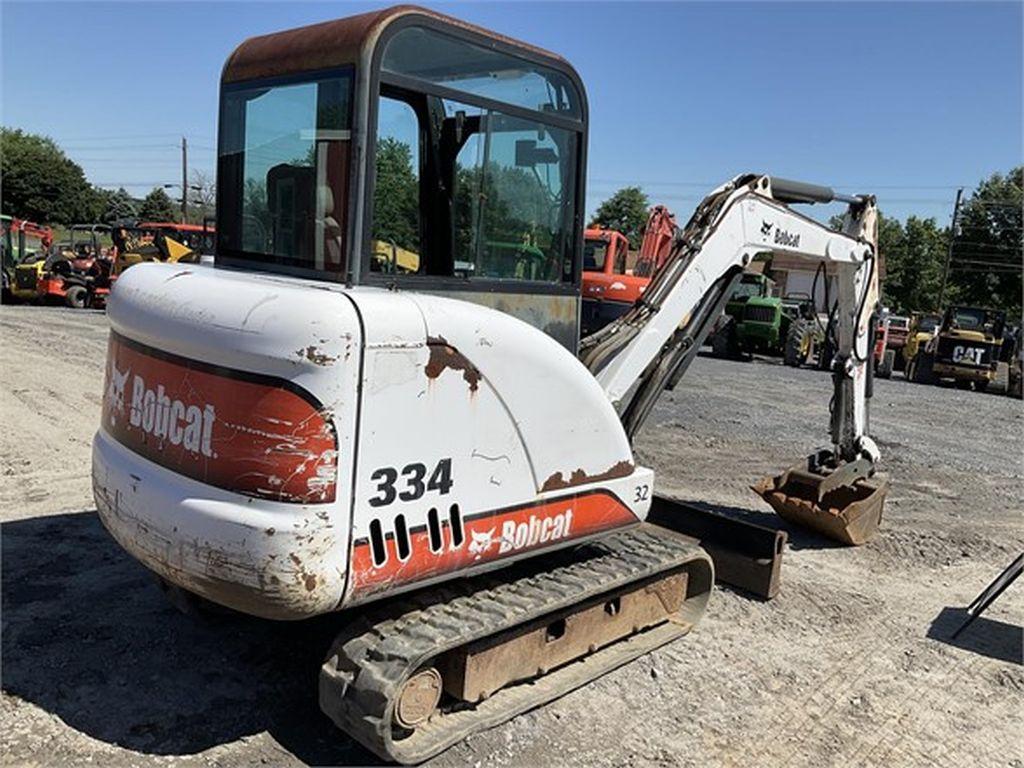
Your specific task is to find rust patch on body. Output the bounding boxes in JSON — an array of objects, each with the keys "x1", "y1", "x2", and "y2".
[
  {"x1": 297, "y1": 345, "x2": 337, "y2": 366},
  {"x1": 425, "y1": 336, "x2": 481, "y2": 392},
  {"x1": 541, "y1": 460, "x2": 635, "y2": 493}
]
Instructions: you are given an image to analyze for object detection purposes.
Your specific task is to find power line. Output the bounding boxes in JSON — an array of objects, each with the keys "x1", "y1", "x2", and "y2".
[
  {"x1": 92, "y1": 181, "x2": 179, "y2": 187},
  {"x1": 587, "y1": 178, "x2": 973, "y2": 191},
  {"x1": 952, "y1": 240, "x2": 1023, "y2": 251},
  {"x1": 950, "y1": 257, "x2": 1023, "y2": 267},
  {"x1": 949, "y1": 264, "x2": 1022, "y2": 273},
  {"x1": 47, "y1": 132, "x2": 215, "y2": 142}
]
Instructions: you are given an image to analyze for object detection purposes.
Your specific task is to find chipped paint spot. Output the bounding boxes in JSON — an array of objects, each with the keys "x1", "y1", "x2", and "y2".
[
  {"x1": 424, "y1": 335, "x2": 481, "y2": 392},
  {"x1": 304, "y1": 574, "x2": 317, "y2": 591},
  {"x1": 296, "y1": 345, "x2": 337, "y2": 366},
  {"x1": 540, "y1": 460, "x2": 635, "y2": 493},
  {"x1": 164, "y1": 270, "x2": 193, "y2": 283}
]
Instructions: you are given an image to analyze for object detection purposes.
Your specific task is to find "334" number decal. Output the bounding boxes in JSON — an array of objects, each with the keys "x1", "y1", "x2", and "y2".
[{"x1": 369, "y1": 458, "x2": 454, "y2": 507}]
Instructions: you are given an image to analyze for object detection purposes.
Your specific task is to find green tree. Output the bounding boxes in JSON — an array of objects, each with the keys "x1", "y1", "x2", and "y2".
[
  {"x1": 1, "y1": 127, "x2": 100, "y2": 224},
  {"x1": 948, "y1": 167, "x2": 1022, "y2": 317},
  {"x1": 96, "y1": 187, "x2": 139, "y2": 223},
  {"x1": 591, "y1": 186, "x2": 649, "y2": 248},
  {"x1": 139, "y1": 187, "x2": 177, "y2": 221},
  {"x1": 371, "y1": 137, "x2": 419, "y2": 253},
  {"x1": 889, "y1": 216, "x2": 948, "y2": 312},
  {"x1": 832, "y1": 211, "x2": 947, "y2": 313}
]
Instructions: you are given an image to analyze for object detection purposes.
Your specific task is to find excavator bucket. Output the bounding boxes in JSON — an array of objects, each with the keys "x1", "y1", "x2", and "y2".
[{"x1": 753, "y1": 457, "x2": 889, "y2": 546}]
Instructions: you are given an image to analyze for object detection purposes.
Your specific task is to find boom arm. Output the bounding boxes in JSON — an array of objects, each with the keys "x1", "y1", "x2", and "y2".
[{"x1": 581, "y1": 174, "x2": 880, "y2": 468}]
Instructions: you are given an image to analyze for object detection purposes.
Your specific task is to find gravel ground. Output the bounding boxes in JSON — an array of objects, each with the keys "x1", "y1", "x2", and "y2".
[{"x1": 2, "y1": 304, "x2": 1022, "y2": 767}]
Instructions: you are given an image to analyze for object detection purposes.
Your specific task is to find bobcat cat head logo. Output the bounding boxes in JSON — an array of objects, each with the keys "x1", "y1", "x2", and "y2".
[
  {"x1": 761, "y1": 220, "x2": 773, "y2": 236},
  {"x1": 106, "y1": 362, "x2": 130, "y2": 424},
  {"x1": 468, "y1": 527, "x2": 496, "y2": 558}
]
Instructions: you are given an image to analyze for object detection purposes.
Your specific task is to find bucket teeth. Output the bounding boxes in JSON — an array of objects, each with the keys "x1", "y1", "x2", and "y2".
[{"x1": 752, "y1": 465, "x2": 889, "y2": 546}]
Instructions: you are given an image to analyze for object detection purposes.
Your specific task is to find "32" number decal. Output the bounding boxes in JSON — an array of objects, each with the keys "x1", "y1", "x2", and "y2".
[{"x1": 369, "y1": 458, "x2": 454, "y2": 507}]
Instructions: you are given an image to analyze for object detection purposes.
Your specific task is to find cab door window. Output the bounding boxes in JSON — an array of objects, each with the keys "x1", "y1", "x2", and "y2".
[
  {"x1": 370, "y1": 95, "x2": 422, "y2": 274},
  {"x1": 450, "y1": 102, "x2": 575, "y2": 283}
]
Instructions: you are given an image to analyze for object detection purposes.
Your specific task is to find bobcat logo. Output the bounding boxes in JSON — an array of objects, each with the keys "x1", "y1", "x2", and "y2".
[
  {"x1": 761, "y1": 220, "x2": 773, "y2": 236},
  {"x1": 106, "y1": 362, "x2": 130, "y2": 425},
  {"x1": 468, "y1": 528, "x2": 497, "y2": 559}
]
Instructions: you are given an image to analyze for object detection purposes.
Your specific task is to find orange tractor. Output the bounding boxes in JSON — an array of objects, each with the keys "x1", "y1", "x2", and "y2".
[{"x1": 581, "y1": 205, "x2": 677, "y2": 335}]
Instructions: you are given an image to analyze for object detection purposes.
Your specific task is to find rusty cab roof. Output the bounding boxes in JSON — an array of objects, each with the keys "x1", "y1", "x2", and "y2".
[{"x1": 221, "y1": 4, "x2": 575, "y2": 85}]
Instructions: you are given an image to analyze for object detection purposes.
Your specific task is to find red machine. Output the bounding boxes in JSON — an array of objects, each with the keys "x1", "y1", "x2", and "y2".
[
  {"x1": 634, "y1": 205, "x2": 677, "y2": 277},
  {"x1": 885, "y1": 314, "x2": 910, "y2": 365},
  {"x1": 4, "y1": 218, "x2": 55, "y2": 302},
  {"x1": 581, "y1": 206, "x2": 678, "y2": 336},
  {"x1": 36, "y1": 225, "x2": 110, "y2": 308},
  {"x1": 874, "y1": 315, "x2": 895, "y2": 378}
]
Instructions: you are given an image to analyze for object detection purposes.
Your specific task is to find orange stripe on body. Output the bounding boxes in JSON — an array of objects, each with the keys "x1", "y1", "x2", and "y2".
[{"x1": 350, "y1": 490, "x2": 637, "y2": 598}]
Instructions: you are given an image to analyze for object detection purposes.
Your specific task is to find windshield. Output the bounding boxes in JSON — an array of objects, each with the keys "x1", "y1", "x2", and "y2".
[
  {"x1": 949, "y1": 307, "x2": 1004, "y2": 334},
  {"x1": 218, "y1": 72, "x2": 353, "y2": 274},
  {"x1": 919, "y1": 316, "x2": 940, "y2": 333},
  {"x1": 733, "y1": 279, "x2": 764, "y2": 299},
  {"x1": 368, "y1": 25, "x2": 583, "y2": 286},
  {"x1": 583, "y1": 239, "x2": 608, "y2": 271},
  {"x1": 381, "y1": 27, "x2": 581, "y2": 119}
]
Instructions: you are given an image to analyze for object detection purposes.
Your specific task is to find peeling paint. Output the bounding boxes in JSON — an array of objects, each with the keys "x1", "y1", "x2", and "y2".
[
  {"x1": 540, "y1": 460, "x2": 635, "y2": 493},
  {"x1": 297, "y1": 345, "x2": 337, "y2": 366},
  {"x1": 424, "y1": 335, "x2": 481, "y2": 392}
]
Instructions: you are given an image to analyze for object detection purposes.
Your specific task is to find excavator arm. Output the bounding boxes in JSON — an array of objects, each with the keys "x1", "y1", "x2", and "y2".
[{"x1": 582, "y1": 174, "x2": 887, "y2": 545}]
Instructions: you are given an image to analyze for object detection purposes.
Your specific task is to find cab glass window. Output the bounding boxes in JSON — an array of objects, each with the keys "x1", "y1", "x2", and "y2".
[
  {"x1": 382, "y1": 27, "x2": 581, "y2": 119},
  {"x1": 370, "y1": 26, "x2": 584, "y2": 286},
  {"x1": 584, "y1": 239, "x2": 608, "y2": 271},
  {"x1": 371, "y1": 95, "x2": 422, "y2": 274},
  {"x1": 449, "y1": 100, "x2": 575, "y2": 282},
  {"x1": 218, "y1": 73, "x2": 352, "y2": 274}
]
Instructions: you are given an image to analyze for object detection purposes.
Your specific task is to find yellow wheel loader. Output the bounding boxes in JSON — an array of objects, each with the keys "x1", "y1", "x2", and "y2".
[{"x1": 907, "y1": 306, "x2": 1006, "y2": 390}]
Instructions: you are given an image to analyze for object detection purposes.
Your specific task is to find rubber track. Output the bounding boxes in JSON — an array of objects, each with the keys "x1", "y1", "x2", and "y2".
[{"x1": 319, "y1": 523, "x2": 713, "y2": 763}]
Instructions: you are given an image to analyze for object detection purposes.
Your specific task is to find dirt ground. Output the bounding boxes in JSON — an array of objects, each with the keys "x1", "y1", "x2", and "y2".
[{"x1": 2, "y1": 304, "x2": 1022, "y2": 768}]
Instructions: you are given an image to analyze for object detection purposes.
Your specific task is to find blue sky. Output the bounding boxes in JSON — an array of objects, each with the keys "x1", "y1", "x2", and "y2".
[{"x1": 2, "y1": 1, "x2": 1021, "y2": 223}]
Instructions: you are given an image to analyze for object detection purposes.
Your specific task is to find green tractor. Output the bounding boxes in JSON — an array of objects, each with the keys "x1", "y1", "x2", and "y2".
[{"x1": 709, "y1": 273, "x2": 818, "y2": 362}]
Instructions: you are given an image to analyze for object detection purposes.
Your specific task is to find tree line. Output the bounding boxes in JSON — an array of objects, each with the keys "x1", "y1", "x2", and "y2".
[
  {"x1": 4, "y1": 125, "x2": 1019, "y2": 317},
  {"x1": 590, "y1": 171, "x2": 1022, "y2": 319},
  {"x1": 1, "y1": 127, "x2": 214, "y2": 225}
]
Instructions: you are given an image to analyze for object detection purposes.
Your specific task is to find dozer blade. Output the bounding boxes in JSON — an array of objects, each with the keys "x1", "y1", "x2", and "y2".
[{"x1": 753, "y1": 458, "x2": 889, "y2": 546}]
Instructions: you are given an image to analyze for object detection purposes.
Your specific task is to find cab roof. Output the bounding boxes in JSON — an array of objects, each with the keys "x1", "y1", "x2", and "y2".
[{"x1": 222, "y1": 4, "x2": 572, "y2": 84}]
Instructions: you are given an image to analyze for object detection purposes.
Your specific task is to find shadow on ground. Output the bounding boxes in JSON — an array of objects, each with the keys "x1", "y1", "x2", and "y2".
[
  {"x1": 1, "y1": 511, "x2": 378, "y2": 766},
  {"x1": 927, "y1": 606, "x2": 1023, "y2": 665}
]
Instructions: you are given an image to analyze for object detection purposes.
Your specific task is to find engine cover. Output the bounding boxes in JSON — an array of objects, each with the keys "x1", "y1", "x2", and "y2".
[{"x1": 93, "y1": 262, "x2": 652, "y2": 618}]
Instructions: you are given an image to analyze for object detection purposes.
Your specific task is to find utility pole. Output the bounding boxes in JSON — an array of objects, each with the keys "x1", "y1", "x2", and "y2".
[
  {"x1": 179, "y1": 137, "x2": 187, "y2": 224},
  {"x1": 937, "y1": 187, "x2": 963, "y2": 310}
]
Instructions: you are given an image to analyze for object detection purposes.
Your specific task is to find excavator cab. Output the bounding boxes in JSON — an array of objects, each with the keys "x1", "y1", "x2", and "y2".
[{"x1": 217, "y1": 8, "x2": 587, "y2": 350}]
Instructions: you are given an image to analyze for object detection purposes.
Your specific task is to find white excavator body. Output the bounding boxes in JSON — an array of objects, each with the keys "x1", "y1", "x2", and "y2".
[
  {"x1": 91, "y1": 6, "x2": 888, "y2": 761},
  {"x1": 94, "y1": 262, "x2": 649, "y2": 619}
]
